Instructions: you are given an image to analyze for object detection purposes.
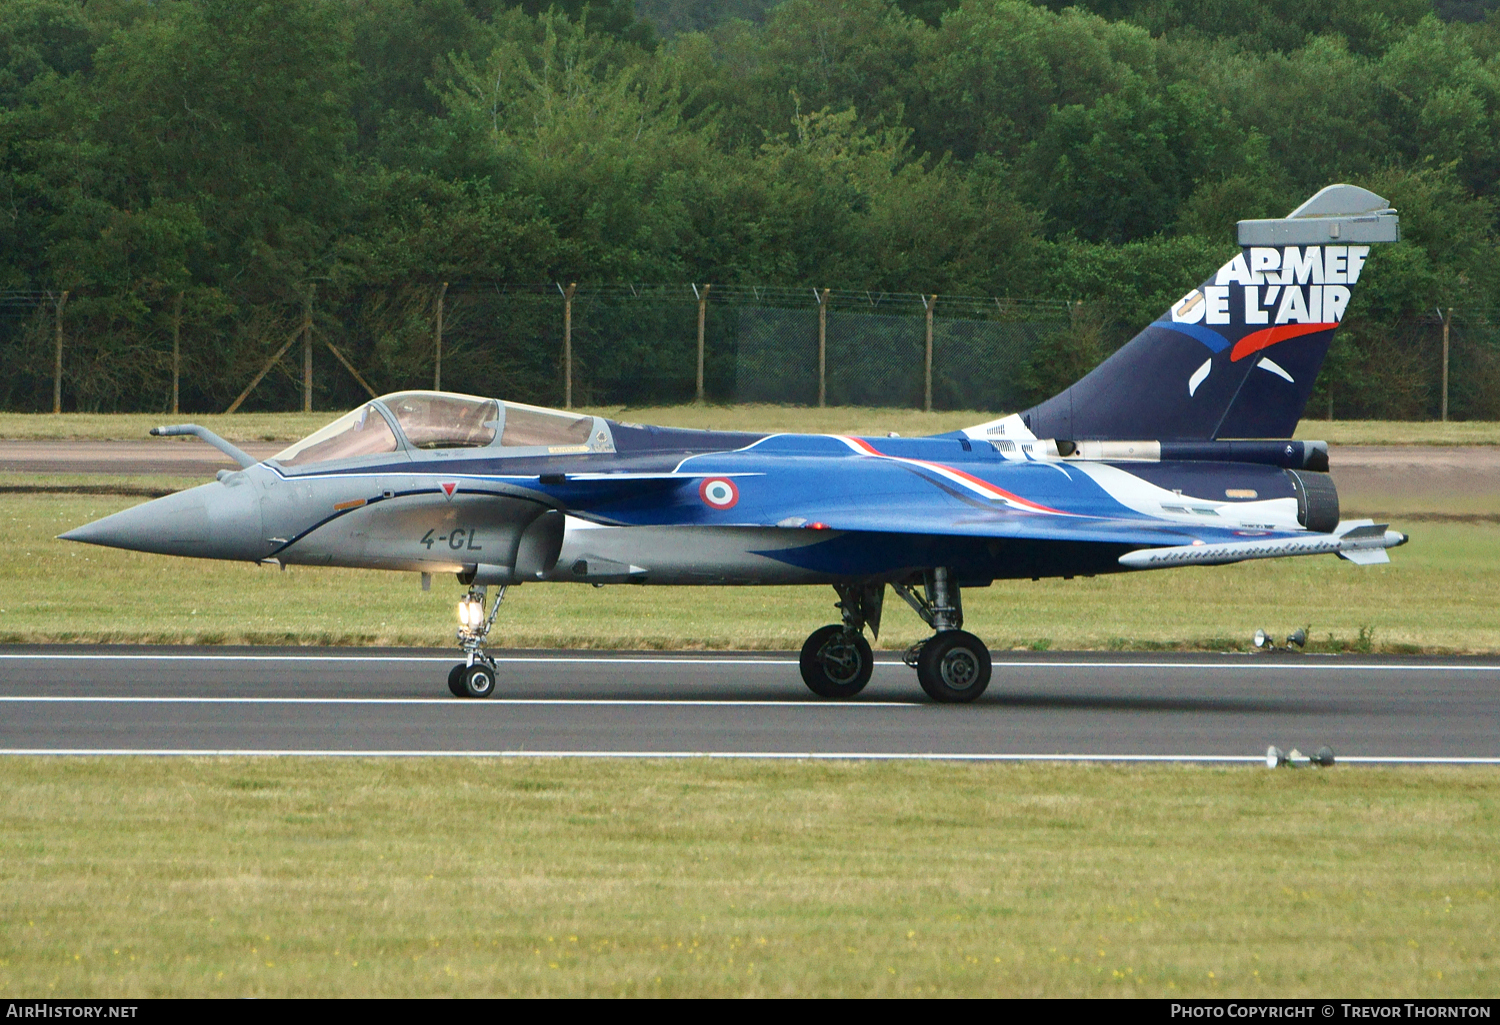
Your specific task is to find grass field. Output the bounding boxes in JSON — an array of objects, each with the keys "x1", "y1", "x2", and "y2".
[
  {"x1": 2, "y1": 408, "x2": 1498, "y2": 444},
  {"x1": 0, "y1": 487, "x2": 1494, "y2": 651},
  {"x1": 1, "y1": 758, "x2": 1495, "y2": 998}
]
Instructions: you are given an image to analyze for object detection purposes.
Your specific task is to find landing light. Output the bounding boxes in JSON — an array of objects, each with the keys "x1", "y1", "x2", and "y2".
[{"x1": 457, "y1": 599, "x2": 484, "y2": 628}]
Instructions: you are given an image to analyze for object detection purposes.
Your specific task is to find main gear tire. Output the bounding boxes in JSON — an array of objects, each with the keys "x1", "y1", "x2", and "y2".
[
  {"x1": 915, "y1": 630, "x2": 991, "y2": 703},
  {"x1": 799, "y1": 624, "x2": 874, "y2": 699}
]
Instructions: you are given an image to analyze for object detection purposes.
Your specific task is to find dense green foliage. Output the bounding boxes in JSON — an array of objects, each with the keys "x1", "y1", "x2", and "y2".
[{"x1": 2, "y1": 0, "x2": 1500, "y2": 415}]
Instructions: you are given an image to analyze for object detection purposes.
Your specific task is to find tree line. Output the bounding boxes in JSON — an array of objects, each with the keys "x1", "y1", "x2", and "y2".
[{"x1": 2, "y1": 0, "x2": 1499, "y2": 416}]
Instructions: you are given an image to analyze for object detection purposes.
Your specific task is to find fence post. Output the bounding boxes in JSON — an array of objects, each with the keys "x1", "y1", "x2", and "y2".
[
  {"x1": 434, "y1": 281, "x2": 448, "y2": 392},
  {"x1": 694, "y1": 283, "x2": 711, "y2": 403},
  {"x1": 171, "y1": 292, "x2": 182, "y2": 414},
  {"x1": 226, "y1": 329, "x2": 300, "y2": 414},
  {"x1": 1441, "y1": 307, "x2": 1452, "y2": 423},
  {"x1": 326, "y1": 342, "x2": 379, "y2": 399},
  {"x1": 922, "y1": 294, "x2": 937, "y2": 412},
  {"x1": 561, "y1": 282, "x2": 577, "y2": 409},
  {"x1": 816, "y1": 288, "x2": 830, "y2": 408},
  {"x1": 301, "y1": 286, "x2": 314, "y2": 413},
  {"x1": 52, "y1": 290, "x2": 68, "y2": 414}
]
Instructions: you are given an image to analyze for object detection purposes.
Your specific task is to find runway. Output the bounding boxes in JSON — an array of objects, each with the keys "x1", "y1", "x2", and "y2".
[
  {"x1": 2, "y1": 647, "x2": 1498, "y2": 762},
  {"x1": 0, "y1": 439, "x2": 283, "y2": 476}
]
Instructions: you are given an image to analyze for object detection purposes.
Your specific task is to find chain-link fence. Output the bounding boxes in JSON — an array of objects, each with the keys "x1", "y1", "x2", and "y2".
[
  {"x1": 502, "y1": 285, "x2": 1072, "y2": 410},
  {"x1": 1315, "y1": 308, "x2": 1500, "y2": 422},
  {"x1": 0, "y1": 284, "x2": 1072, "y2": 414},
  {"x1": 4, "y1": 283, "x2": 1500, "y2": 420}
]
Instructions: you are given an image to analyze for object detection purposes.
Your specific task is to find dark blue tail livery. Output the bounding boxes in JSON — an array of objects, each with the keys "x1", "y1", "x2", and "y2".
[{"x1": 1021, "y1": 185, "x2": 1400, "y2": 441}]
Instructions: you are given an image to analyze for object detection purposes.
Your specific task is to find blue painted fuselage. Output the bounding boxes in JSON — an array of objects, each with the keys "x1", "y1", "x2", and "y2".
[{"x1": 280, "y1": 426, "x2": 1312, "y2": 586}]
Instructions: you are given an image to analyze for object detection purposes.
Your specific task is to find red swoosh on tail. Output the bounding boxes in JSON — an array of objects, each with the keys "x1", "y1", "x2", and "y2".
[{"x1": 1230, "y1": 322, "x2": 1336, "y2": 362}]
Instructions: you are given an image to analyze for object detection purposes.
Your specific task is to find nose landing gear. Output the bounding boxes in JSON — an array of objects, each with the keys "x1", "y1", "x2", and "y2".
[{"x1": 449, "y1": 584, "x2": 506, "y2": 698}]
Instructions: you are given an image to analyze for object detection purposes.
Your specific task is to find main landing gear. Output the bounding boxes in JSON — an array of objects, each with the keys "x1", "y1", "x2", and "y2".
[
  {"x1": 799, "y1": 582, "x2": 881, "y2": 698},
  {"x1": 798, "y1": 569, "x2": 991, "y2": 704},
  {"x1": 449, "y1": 584, "x2": 506, "y2": 698}
]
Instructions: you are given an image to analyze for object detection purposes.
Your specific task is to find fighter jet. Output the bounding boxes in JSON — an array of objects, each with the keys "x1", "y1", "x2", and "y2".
[{"x1": 62, "y1": 184, "x2": 1408, "y2": 703}]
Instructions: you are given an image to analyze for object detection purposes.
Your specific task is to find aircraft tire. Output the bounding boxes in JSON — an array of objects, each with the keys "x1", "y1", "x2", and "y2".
[
  {"x1": 799, "y1": 624, "x2": 873, "y2": 698},
  {"x1": 448, "y1": 664, "x2": 468, "y2": 698},
  {"x1": 916, "y1": 630, "x2": 991, "y2": 703},
  {"x1": 463, "y1": 663, "x2": 497, "y2": 699}
]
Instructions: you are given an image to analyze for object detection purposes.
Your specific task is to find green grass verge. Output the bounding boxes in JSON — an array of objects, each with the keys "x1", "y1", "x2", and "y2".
[
  {"x1": 6, "y1": 489, "x2": 1498, "y2": 651},
  {"x1": 1, "y1": 759, "x2": 1495, "y2": 997},
  {"x1": 1295, "y1": 420, "x2": 1500, "y2": 446},
  {"x1": 3, "y1": 408, "x2": 1498, "y2": 444}
]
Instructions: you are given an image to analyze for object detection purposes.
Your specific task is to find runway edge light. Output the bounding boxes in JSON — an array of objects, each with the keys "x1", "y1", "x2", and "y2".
[{"x1": 1266, "y1": 745, "x2": 1337, "y2": 768}]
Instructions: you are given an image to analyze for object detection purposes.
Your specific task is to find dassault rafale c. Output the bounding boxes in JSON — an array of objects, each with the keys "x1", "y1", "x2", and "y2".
[{"x1": 63, "y1": 184, "x2": 1408, "y2": 703}]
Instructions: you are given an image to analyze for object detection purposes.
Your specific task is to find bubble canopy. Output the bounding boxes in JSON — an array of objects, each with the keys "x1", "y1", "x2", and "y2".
[
  {"x1": 272, "y1": 402, "x2": 397, "y2": 467},
  {"x1": 270, "y1": 391, "x2": 601, "y2": 468},
  {"x1": 384, "y1": 391, "x2": 498, "y2": 449}
]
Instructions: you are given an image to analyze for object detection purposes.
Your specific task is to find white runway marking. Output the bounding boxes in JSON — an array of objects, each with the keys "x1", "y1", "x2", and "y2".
[
  {"x1": 0, "y1": 696, "x2": 919, "y2": 708},
  {"x1": 0, "y1": 653, "x2": 794, "y2": 666},
  {"x1": 2, "y1": 653, "x2": 1498, "y2": 671},
  {"x1": 1, "y1": 749, "x2": 1497, "y2": 764}
]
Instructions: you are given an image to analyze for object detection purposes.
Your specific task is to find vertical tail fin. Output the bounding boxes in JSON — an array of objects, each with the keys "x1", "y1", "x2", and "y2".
[{"x1": 1020, "y1": 184, "x2": 1400, "y2": 441}]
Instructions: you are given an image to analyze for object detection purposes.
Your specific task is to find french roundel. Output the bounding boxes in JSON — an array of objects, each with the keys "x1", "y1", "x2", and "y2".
[{"x1": 699, "y1": 477, "x2": 739, "y2": 510}]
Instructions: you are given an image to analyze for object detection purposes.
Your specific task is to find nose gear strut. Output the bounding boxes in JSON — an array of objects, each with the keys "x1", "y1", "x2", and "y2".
[{"x1": 449, "y1": 584, "x2": 506, "y2": 698}]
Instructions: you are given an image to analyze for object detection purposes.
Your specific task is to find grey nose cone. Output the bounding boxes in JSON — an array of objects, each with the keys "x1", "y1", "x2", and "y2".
[{"x1": 60, "y1": 479, "x2": 268, "y2": 562}]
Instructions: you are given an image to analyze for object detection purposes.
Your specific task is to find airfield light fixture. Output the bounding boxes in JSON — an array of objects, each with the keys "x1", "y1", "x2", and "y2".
[
  {"x1": 1266, "y1": 745, "x2": 1336, "y2": 768},
  {"x1": 1253, "y1": 629, "x2": 1273, "y2": 650},
  {"x1": 1287, "y1": 628, "x2": 1308, "y2": 648}
]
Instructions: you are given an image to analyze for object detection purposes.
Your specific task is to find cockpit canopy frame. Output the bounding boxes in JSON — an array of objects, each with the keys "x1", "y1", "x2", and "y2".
[{"x1": 270, "y1": 391, "x2": 613, "y2": 471}]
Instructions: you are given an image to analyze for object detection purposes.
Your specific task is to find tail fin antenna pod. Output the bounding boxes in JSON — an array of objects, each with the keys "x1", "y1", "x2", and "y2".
[{"x1": 1017, "y1": 184, "x2": 1400, "y2": 441}]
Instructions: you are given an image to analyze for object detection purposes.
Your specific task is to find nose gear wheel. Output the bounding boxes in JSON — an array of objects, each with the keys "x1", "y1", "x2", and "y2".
[{"x1": 461, "y1": 662, "x2": 497, "y2": 698}]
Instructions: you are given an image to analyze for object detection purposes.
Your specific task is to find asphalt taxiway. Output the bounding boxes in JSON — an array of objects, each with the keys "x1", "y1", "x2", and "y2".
[
  {"x1": 0, "y1": 439, "x2": 283, "y2": 477},
  {"x1": 1, "y1": 647, "x2": 1497, "y2": 761}
]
